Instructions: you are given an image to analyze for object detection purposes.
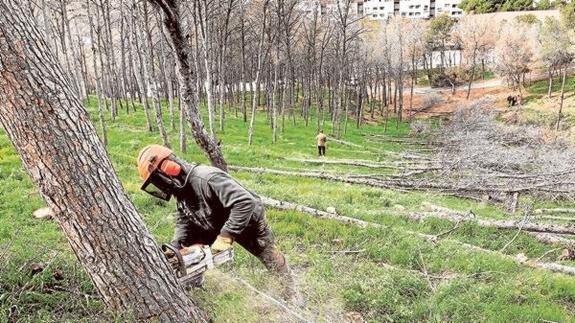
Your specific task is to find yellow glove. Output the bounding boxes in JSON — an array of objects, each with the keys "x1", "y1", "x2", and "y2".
[{"x1": 211, "y1": 235, "x2": 234, "y2": 253}]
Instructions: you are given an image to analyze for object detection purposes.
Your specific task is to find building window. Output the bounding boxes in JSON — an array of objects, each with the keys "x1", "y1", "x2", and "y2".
[
  {"x1": 373, "y1": 14, "x2": 378, "y2": 17},
  {"x1": 380, "y1": 13, "x2": 385, "y2": 16},
  {"x1": 380, "y1": 6, "x2": 384, "y2": 9},
  {"x1": 409, "y1": 12, "x2": 413, "y2": 15}
]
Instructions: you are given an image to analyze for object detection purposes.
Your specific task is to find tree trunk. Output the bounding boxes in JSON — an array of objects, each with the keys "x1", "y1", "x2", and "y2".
[
  {"x1": 143, "y1": 2, "x2": 171, "y2": 148},
  {"x1": 247, "y1": 0, "x2": 269, "y2": 146},
  {"x1": 557, "y1": 67, "x2": 567, "y2": 131},
  {"x1": 0, "y1": 3, "x2": 206, "y2": 321},
  {"x1": 466, "y1": 50, "x2": 477, "y2": 100},
  {"x1": 548, "y1": 68, "x2": 554, "y2": 98},
  {"x1": 149, "y1": 0, "x2": 227, "y2": 171},
  {"x1": 86, "y1": 0, "x2": 108, "y2": 147},
  {"x1": 131, "y1": 1, "x2": 154, "y2": 132}
]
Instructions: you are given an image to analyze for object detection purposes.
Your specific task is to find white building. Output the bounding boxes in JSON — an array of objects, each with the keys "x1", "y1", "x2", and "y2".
[
  {"x1": 434, "y1": 0, "x2": 464, "y2": 17},
  {"x1": 300, "y1": 0, "x2": 464, "y2": 20},
  {"x1": 363, "y1": 0, "x2": 395, "y2": 20}
]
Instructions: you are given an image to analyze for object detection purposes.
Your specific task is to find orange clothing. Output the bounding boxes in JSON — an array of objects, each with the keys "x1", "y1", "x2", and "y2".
[{"x1": 316, "y1": 133, "x2": 327, "y2": 147}]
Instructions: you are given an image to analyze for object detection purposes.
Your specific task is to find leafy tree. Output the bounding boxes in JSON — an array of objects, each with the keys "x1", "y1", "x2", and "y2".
[
  {"x1": 560, "y1": 1, "x2": 575, "y2": 29},
  {"x1": 459, "y1": 0, "x2": 505, "y2": 13},
  {"x1": 515, "y1": 14, "x2": 541, "y2": 25},
  {"x1": 425, "y1": 15, "x2": 456, "y2": 72},
  {"x1": 537, "y1": 0, "x2": 553, "y2": 10},
  {"x1": 501, "y1": 0, "x2": 533, "y2": 11}
]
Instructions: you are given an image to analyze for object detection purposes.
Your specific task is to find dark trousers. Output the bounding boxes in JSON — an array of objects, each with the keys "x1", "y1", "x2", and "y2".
[{"x1": 318, "y1": 145, "x2": 326, "y2": 156}]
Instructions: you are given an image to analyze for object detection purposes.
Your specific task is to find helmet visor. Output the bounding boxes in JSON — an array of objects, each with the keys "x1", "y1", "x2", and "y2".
[{"x1": 141, "y1": 171, "x2": 173, "y2": 201}]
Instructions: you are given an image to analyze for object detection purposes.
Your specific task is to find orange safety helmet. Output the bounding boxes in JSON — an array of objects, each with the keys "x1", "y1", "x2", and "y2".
[{"x1": 137, "y1": 144, "x2": 182, "y2": 181}]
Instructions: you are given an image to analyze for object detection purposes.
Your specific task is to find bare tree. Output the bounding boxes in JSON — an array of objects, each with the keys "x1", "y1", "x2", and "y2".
[
  {"x1": 494, "y1": 21, "x2": 537, "y2": 103},
  {"x1": 453, "y1": 16, "x2": 496, "y2": 99}
]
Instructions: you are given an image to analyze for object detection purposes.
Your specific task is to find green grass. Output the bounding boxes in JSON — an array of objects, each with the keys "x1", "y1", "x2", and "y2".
[
  {"x1": 524, "y1": 74, "x2": 575, "y2": 105},
  {"x1": 1, "y1": 97, "x2": 575, "y2": 322}
]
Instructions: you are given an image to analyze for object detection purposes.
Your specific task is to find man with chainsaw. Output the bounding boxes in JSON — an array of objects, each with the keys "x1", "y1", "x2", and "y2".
[{"x1": 136, "y1": 144, "x2": 291, "y2": 281}]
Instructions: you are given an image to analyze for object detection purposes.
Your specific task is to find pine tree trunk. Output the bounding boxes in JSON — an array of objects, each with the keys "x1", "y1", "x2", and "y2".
[
  {"x1": 149, "y1": 0, "x2": 227, "y2": 171},
  {"x1": 557, "y1": 67, "x2": 567, "y2": 131},
  {"x1": 0, "y1": 4, "x2": 206, "y2": 321},
  {"x1": 143, "y1": 2, "x2": 171, "y2": 148},
  {"x1": 86, "y1": 0, "x2": 108, "y2": 147},
  {"x1": 131, "y1": 1, "x2": 154, "y2": 132},
  {"x1": 247, "y1": 0, "x2": 269, "y2": 146}
]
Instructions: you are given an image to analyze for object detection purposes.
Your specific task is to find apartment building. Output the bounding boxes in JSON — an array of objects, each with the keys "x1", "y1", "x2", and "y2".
[
  {"x1": 300, "y1": 0, "x2": 463, "y2": 20},
  {"x1": 434, "y1": 0, "x2": 464, "y2": 17}
]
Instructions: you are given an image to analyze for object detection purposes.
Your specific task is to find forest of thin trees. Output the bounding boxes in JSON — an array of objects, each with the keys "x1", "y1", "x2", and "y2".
[{"x1": 31, "y1": 0, "x2": 575, "y2": 150}]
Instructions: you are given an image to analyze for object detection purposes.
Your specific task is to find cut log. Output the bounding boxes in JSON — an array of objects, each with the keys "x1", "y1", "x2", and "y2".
[
  {"x1": 327, "y1": 137, "x2": 363, "y2": 147},
  {"x1": 260, "y1": 196, "x2": 378, "y2": 229},
  {"x1": 531, "y1": 216, "x2": 575, "y2": 222},
  {"x1": 261, "y1": 196, "x2": 575, "y2": 277},
  {"x1": 285, "y1": 157, "x2": 440, "y2": 170},
  {"x1": 410, "y1": 210, "x2": 575, "y2": 236},
  {"x1": 535, "y1": 209, "x2": 575, "y2": 215},
  {"x1": 232, "y1": 166, "x2": 567, "y2": 197},
  {"x1": 526, "y1": 233, "x2": 575, "y2": 247}
]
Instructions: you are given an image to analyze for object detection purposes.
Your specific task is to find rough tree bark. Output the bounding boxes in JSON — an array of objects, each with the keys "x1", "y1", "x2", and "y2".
[
  {"x1": 0, "y1": 2, "x2": 206, "y2": 321},
  {"x1": 148, "y1": 0, "x2": 227, "y2": 171}
]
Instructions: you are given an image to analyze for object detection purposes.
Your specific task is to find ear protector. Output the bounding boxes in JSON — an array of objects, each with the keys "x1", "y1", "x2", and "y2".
[{"x1": 159, "y1": 158, "x2": 182, "y2": 177}]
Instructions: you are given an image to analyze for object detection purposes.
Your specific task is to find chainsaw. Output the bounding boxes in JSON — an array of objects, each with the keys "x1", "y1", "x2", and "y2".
[{"x1": 162, "y1": 244, "x2": 234, "y2": 287}]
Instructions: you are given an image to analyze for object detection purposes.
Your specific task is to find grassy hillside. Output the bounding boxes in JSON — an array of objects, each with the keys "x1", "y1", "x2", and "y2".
[{"x1": 1, "y1": 98, "x2": 575, "y2": 322}]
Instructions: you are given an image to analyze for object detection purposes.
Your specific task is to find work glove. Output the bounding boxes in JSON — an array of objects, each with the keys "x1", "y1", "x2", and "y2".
[{"x1": 211, "y1": 235, "x2": 234, "y2": 253}]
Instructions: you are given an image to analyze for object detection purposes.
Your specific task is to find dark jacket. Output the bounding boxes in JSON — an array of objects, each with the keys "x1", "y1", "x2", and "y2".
[{"x1": 171, "y1": 162, "x2": 264, "y2": 247}]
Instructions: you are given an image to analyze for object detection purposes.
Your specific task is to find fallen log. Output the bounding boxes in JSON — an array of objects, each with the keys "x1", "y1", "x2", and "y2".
[
  {"x1": 367, "y1": 137, "x2": 434, "y2": 146},
  {"x1": 531, "y1": 216, "x2": 575, "y2": 222},
  {"x1": 412, "y1": 207, "x2": 575, "y2": 236},
  {"x1": 230, "y1": 166, "x2": 399, "y2": 189},
  {"x1": 535, "y1": 209, "x2": 575, "y2": 215},
  {"x1": 327, "y1": 137, "x2": 363, "y2": 147},
  {"x1": 260, "y1": 196, "x2": 378, "y2": 228},
  {"x1": 285, "y1": 157, "x2": 441, "y2": 171},
  {"x1": 261, "y1": 196, "x2": 575, "y2": 277},
  {"x1": 525, "y1": 232, "x2": 575, "y2": 246},
  {"x1": 232, "y1": 166, "x2": 566, "y2": 196},
  {"x1": 414, "y1": 203, "x2": 575, "y2": 246}
]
